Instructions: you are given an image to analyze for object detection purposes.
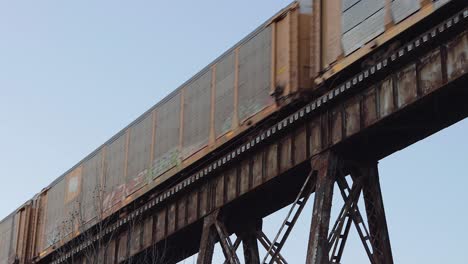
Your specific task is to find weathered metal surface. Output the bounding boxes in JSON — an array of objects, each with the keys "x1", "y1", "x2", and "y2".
[
  {"x1": 358, "y1": 164, "x2": 394, "y2": 264},
  {"x1": 446, "y1": 31, "x2": 468, "y2": 81},
  {"x1": 396, "y1": 63, "x2": 418, "y2": 108},
  {"x1": 0, "y1": 215, "x2": 15, "y2": 264},
  {"x1": 342, "y1": 0, "x2": 360, "y2": 12},
  {"x1": 1, "y1": 4, "x2": 467, "y2": 264},
  {"x1": 419, "y1": 48, "x2": 444, "y2": 95},
  {"x1": 126, "y1": 112, "x2": 153, "y2": 194},
  {"x1": 214, "y1": 52, "x2": 236, "y2": 138},
  {"x1": 117, "y1": 229, "x2": 128, "y2": 262},
  {"x1": 183, "y1": 70, "x2": 212, "y2": 158},
  {"x1": 48, "y1": 17, "x2": 467, "y2": 262},
  {"x1": 342, "y1": 0, "x2": 385, "y2": 33},
  {"x1": 80, "y1": 151, "x2": 103, "y2": 224},
  {"x1": 378, "y1": 77, "x2": 395, "y2": 118},
  {"x1": 42, "y1": 178, "x2": 67, "y2": 250},
  {"x1": 391, "y1": 0, "x2": 420, "y2": 24},
  {"x1": 306, "y1": 152, "x2": 338, "y2": 264},
  {"x1": 197, "y1": 211, "x2": 219, "y2": 264},
  {"x1": 321, "y1": 0, "x2": 461, "y2": 85},
  {"x1": 41, "y1": 166, "x2": 83, "y2": 252},
  {"x1": 2, "y1": 6, "x2": 304, "y2": 259},
  {"x1": 104, "y1": 134, "x2": 127, "y2": 210},
  {"x1": 342, "y1": 8, "x2": 386, "y2": 55},
  {"x1": 153, "y1": 93, "x2": 181, "y2": 178},
  {"x1": 323, "y1": 0, "x2": 343, "y2": 67},
  {"x1": 238, "y1": 27, "x2": 273, "y2": 122},
  {"x1": 362, "y1": 86, "x2": 378, "y2": 127}
]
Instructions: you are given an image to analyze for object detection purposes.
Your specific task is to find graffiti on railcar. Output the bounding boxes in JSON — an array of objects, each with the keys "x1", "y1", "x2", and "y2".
[
  {"x1": 151, "y1": 148, "x2": 181, "y2": 179},
  {"x1": 125, "y1": 169, "x2": 148, "y2": 196},
  {"x1": 103, "y1": 149, "x2": 182, "y2": 211}
]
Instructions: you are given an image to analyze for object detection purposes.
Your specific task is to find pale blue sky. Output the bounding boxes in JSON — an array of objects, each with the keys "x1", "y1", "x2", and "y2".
[{"x1": 0, "y1": 1, "x2": 466, "y2": 263}]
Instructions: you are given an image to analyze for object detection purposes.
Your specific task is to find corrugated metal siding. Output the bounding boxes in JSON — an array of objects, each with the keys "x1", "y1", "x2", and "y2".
[
  {"x1": 127, "y1": 113, "x2": 153, "y2": 180},
  {"x1": 392, "y1": 0, "x2": 420, "y2": 24},
  {"x1": 104, "y1": 134, "x2": 127, "y2": 208},
  {"x1": 153, "y1": 94, "x2": 181, "y2": 178},
  {"x1": 342, "y1": 0, "x2": 385, "y2": 34},
  {"x1": 342, "y1": 7, "x2": 386, "y2": 55},
  {"x1": 81, "y1": 151, "x2": 103, "y2": 224},
  {"x1": 43, "y1": 179, "x2": 67, "y2": 250},
  {"x1": 342, "y1": 0, "x2": 360, "y2": 11},
  {"x1": 238, "y1": 27, "x2": 273, "y2": 121},
  {"x1": 183, "y1": 70, "x2": 212, "y2": 158},
  {"x1": 215, "y1": 52, "x2": 236, "y2": 138},
  {"x1": 0, "y1": 215, "x2": 14, "y2": 264}
]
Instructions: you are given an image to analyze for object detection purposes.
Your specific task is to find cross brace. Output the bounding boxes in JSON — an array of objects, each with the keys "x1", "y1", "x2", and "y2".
[
  {"x1": 306, "y1": 152, "x2": 394, "y2": 264},
  {"x1": 197, "y1": 151, "x2": 393, "y2": 264}
]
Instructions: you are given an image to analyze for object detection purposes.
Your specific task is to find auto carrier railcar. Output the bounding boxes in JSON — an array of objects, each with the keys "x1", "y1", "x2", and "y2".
[{"x1": 0, "y1": 0, "x2": 462, "y2": 263}]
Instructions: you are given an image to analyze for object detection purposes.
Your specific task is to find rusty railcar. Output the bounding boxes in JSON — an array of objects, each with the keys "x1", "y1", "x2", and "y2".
[
  {"x1": 32, "y1": 2, "x2": 314, "y2": 258},
  {"x1": 0, "y1": 0, "x2": 463, "y2": 263},
  {"x1": 311, "y1": 0, "x2": 459, "y2": 83}
]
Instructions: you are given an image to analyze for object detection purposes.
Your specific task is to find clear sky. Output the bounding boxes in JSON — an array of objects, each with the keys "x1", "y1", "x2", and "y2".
[{"x1": 0, "y1": 1, "x2": 466, "y2": 263}]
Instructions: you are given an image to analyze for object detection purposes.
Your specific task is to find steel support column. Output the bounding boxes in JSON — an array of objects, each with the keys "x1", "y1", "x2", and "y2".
[
  {"x1": 197, "y1": 211, "x2": 220, "y2": 264},
  {"x1": 239, "y1": 221, "x2": 261, "y2": 264},
  {"x1": 306, "y1": 152, "x2": 339, "y2": 264},
  {"x1": 358, "y1": 164, "x2": 394, "y2": 264},
  {"x1": 305, "y1": 153, "x2": 394, "y2": 264}
]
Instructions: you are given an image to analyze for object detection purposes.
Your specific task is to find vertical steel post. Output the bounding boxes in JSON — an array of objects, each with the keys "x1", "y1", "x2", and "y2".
[
  {"x1": 197, "y1": 211, "x2": 219, "y2": 264},
  {"x1": 306, "y1": 152, "x2": 338, "y2": 264},
  {"x1": 238, "y1": 220, "x2": 261, "y2": 264},
  {"x1": 360, "y1": 163, "x2": 394, "y2": 264},
  {"x1": 240, "y1": 226, "x2": 261, "y2": 264}
]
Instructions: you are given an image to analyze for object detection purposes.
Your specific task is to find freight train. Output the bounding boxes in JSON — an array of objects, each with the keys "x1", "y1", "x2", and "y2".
[{"x1": 0, "y1": 0, "x2": 462, "y2": 263}]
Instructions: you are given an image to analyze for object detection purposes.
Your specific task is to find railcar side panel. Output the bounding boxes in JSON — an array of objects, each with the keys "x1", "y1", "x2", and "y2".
[
  {"x1": 320, "y1": 0, "x2": 455, "y2": 81},
  {"x1": 238, "y1": 26, "x2": 273, "y2": 122},
  {"x1": 153, "y1": 93, "x2": 181, "y2": 178},
  {"x1": 182, "y1": 70, "x2": 212, "y2": 158},
  {"x1": 80, "y1": 150, "x2": 104, "y2": 225},
  {"x1": 214, "y1": 52, "x2": 236, "y2": 138},
  {"x1": 0, "y1": 215, "x2": 16, "y2": 264},
  {"x1": 103, "y1": 134, "x2": 127, "y2": 211}
]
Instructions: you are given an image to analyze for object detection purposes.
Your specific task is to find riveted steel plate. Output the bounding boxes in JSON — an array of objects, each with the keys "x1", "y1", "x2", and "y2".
[
  {"x1": 446, "y1": 32, "x2": 468, "y2": 82},
  {"x1": 419, "y1": 48, "x2": 443, "y2": 95}
]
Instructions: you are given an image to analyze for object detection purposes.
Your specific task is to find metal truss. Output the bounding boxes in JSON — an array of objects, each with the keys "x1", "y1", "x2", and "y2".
[{"x1": 197, "y1": 151, "x2": 394, "y2": 264}]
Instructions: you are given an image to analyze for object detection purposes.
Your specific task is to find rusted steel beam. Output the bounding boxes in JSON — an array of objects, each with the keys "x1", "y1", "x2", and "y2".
[
  {"x1": 215, "y1": 221, "x2": 241, "y2": 264},
  {"x1": 262, "y1": 169, "x2": 314, "y2": 264},
  {"x1": 238, "y1": 221, "x2": 261, "y2": 264},
  {"x1": 329, "y1": 176, "x2": 369, "y2": 263},
  {"x1": 256, "y1": 231, "x2": 288, "y2": 264},
  {"x1": 306, "y1": 152, "x2": 339, "y2": 264},
  {"x1": 197, "y1": 211, "x2": 219, "y2": 264},
  {"x1": 334, "y1": 175, "x2": 375, "y2": 263},
  {"x1": 242, "y1": 233, "x2": 260, "y2": 264},
  {"x1": 358, "y1": 164, "x2": 394, "y2": 264}
]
